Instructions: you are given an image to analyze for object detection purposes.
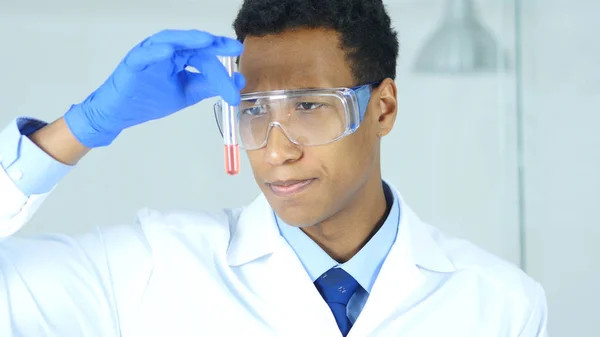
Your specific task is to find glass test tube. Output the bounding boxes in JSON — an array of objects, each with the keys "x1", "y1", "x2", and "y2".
[{"x1": 220, "y1": 56, "x2": 240, "y2": 175}]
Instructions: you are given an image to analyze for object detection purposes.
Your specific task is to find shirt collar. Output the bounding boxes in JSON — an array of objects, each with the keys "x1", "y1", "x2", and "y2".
[{"x1": 276, "y1": 182, "x2": 399, "y2": 293}]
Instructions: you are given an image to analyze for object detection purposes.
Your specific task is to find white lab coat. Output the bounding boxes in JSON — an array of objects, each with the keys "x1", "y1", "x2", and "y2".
[{"x1": 0, "y1": 167, "x2": 548, "y2": 336}]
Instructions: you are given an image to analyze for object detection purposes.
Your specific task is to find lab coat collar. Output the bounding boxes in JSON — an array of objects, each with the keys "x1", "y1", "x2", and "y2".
[
  {"x1": 227, "y1": 183, "x2": 456, "y2": 274},
  {"x1": 390, "y1": 184, "x2": 456, "y2": 273},
  {"x1": 226, "y1": 193, "x2": 282, "y2": 266}
]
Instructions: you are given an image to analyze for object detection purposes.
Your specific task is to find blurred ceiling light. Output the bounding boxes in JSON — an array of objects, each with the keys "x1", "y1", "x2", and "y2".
[{"x1": 413, "y1": 0, "x2": 509, "y2": 73}]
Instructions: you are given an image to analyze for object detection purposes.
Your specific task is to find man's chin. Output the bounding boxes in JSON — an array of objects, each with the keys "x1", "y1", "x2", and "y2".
[
  {"x1": 270, "y1": 203, "x2": 322, "y2": 228},
  {"x1": 273, "y1": 210, "x2": 310, "y2": 227},
  {"x1": 263, "y1": 186, "x2": 331, "y2": 226}
]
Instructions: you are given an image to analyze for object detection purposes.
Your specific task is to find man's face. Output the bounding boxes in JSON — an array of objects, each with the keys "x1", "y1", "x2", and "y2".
[{"x1": 239, "y1": 28, "x2": 395, "y2": 227}]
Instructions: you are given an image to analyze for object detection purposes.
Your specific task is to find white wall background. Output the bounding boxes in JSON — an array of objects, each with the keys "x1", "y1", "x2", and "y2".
[
  {"x1": 519, "y1": 1, "x2": 600, "y2": 336},
  {"x1": 0, "y1": 0, "x2": 597, "y2": 336}
]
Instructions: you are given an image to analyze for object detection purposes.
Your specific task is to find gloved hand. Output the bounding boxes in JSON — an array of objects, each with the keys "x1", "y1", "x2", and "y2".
[{"x1": 63, "y1": 29, "x2": 245, "y2": 148}]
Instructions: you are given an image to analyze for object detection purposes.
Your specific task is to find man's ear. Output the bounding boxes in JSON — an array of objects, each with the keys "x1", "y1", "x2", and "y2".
[{"x1": 374, "y1": 78, "x2": 398, "y2": 137}]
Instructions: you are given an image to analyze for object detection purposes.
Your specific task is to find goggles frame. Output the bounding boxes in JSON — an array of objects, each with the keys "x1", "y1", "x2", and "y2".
[{"x1": 214, "y1": 82, "x2": 377, "y2": 150}]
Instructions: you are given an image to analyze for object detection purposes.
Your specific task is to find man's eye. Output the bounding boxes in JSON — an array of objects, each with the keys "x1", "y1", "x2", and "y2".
[
  {"x1": 242, "y1": 105, "x2": 267, "y2": 116},
  {"x1": 296, "y1": 102, "x2": 324, "y2": 111}
]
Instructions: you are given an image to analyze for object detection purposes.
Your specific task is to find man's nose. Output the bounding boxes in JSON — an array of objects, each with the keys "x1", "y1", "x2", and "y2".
[{"x1": 263, "y1": 124, "x2": 303, "y2": 166}]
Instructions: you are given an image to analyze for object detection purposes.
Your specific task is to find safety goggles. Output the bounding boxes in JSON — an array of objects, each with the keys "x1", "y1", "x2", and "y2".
[{"x1": 214, "y1": 83, "x2": 375, "y2": 150}]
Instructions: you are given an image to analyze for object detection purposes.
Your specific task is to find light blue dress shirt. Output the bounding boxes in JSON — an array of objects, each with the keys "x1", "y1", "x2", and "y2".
[
  {"x1": 0, "y1": 118, "x2": 73, "y2": 196},
  {"x1": 276, "y1": 182, "x2": 400, "y2": 323},
  {"x1": 0, "y1": 117, "x2": 401, "y2": 323}
]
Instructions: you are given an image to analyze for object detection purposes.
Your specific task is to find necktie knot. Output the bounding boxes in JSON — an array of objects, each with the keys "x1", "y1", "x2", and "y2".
[{"x1": 314, "y1": 267, "x2": 360, "y2": 306}]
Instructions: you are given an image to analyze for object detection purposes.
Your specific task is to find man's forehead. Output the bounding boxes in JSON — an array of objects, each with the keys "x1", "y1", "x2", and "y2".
[{"x1": 239, "y1": 29, "x2": 354, "y2": 92}]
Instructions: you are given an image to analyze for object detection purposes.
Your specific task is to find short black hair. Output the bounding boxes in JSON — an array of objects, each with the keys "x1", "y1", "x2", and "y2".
[{"x1": 233, "y1": 0, "x2": 399, "y2": 85}]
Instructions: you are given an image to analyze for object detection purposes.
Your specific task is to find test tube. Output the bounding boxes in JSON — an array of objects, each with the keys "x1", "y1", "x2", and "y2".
[{"x1": 220, "y1": 56, "x2": 241, "y2": 176}]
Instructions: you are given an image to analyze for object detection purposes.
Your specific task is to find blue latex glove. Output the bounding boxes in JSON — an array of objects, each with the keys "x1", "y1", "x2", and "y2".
[{"x1": 64, "y1": 29, "x2": 245, "y2": 148}]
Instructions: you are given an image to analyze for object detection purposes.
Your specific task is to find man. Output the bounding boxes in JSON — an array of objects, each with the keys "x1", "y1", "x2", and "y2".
[{"x1": 0, "y1": 0, "x2": 547, "y2": 336}]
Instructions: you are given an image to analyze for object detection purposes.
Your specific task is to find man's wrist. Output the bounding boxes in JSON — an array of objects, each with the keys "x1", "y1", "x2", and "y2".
[{"x1": 28, "y1": 117, "x2": 91, "y2": 166}]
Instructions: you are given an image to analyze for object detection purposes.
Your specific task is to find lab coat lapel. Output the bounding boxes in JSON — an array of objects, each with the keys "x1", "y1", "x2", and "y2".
[
  {"x1": 349, "y1": 190, "x2": 456, "y2": 337},
  {"x1": 226, "y1": 194, "x2": 280, "y2": 267},
  {"x1": 348, "y1": 206, "x2": 425, "y2": 336},
  {"x1": 266, "y1": 238, "x2": 344, "y2": 336},
  {"x1": 227, "y1": 194, "x2": 342, "y2": 336}
]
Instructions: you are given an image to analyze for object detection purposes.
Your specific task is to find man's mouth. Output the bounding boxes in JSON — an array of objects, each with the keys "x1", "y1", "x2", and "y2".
[{"x1": 268, "y1": 179, "x2": 315, "y2": 197}]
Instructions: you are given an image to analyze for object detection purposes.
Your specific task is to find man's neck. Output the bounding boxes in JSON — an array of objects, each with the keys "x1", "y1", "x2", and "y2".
[{"x1": 301, "y1": 179, "x2": 390, "y2": 263}]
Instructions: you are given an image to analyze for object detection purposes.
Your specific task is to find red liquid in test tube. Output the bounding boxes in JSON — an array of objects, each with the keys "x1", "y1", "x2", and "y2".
[
  {"x1": 224, "y1": 144, "x2": 240, "y2": 175},
  {"x1": 220, "y1": 56, "x2": 241, "y2": 176}
]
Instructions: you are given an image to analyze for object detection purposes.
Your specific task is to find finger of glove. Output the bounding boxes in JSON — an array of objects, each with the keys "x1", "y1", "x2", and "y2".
[
  {"x1": 125, "y1": 34, "x2": 243, "y2": 72},
  {"x1": 175, "y1": 38, "x2": 244, "y2": 59},
  {"x1": 202, "y1": 36, "x2": 244, "y2": 56},
  {"x1": 185, "y1": 71, "x2": 246, "y2": 102},
  {"x1": 187, "y1": 55, "x2": 241, "y2": 105},
  {"x1": 233, "y1": 72, "x2": 246, "y2": 91},
  {"x1": 144, "y1": 29, "x2": 216, "y2": 50},
  {"x1": 124, "y1": 43, "x2": 175, "y2": 71},
  {"x1": 146, "y1": 30, "x2": 243, "y2": 56}
]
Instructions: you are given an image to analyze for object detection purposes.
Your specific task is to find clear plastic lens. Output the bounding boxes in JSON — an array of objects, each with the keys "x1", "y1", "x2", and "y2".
[
  {"x1": 238, "y1": 94, "x2": 348, "y2": 149},
  {"x1": 214, "y1": 86, "x2": 365, "y2": 151}
]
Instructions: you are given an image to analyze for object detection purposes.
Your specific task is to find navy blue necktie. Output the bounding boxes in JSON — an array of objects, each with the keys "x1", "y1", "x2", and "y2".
[{"x1": 314, "y1": 268, "x2": 360, "y2": 336}]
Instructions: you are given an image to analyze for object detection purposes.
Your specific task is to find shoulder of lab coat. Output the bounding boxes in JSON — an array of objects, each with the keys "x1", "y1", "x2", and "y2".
[
  {"x1": 388, "y1": 184, "x2": 548, "y2": 336},
  {"x1": 420, "y1": 216, "x2": 548, "y2": 336}
]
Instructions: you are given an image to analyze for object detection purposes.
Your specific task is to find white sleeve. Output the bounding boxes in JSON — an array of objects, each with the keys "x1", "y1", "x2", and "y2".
[
  {"x1": 0, "y1": 220, "x2": 154, "y2": 336},
  {"x1": 0, "y1": 120, "x2": 154, "y2": 335},
  {"x1": 0, "y1": 231, "x2": 119, "y2": 336},
  {"x1": 518, "y1": 283, "x2": 549, "y2": 337},
  {"x1": 0, "y1": 165, "x2": 51, "y2": 238}
]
